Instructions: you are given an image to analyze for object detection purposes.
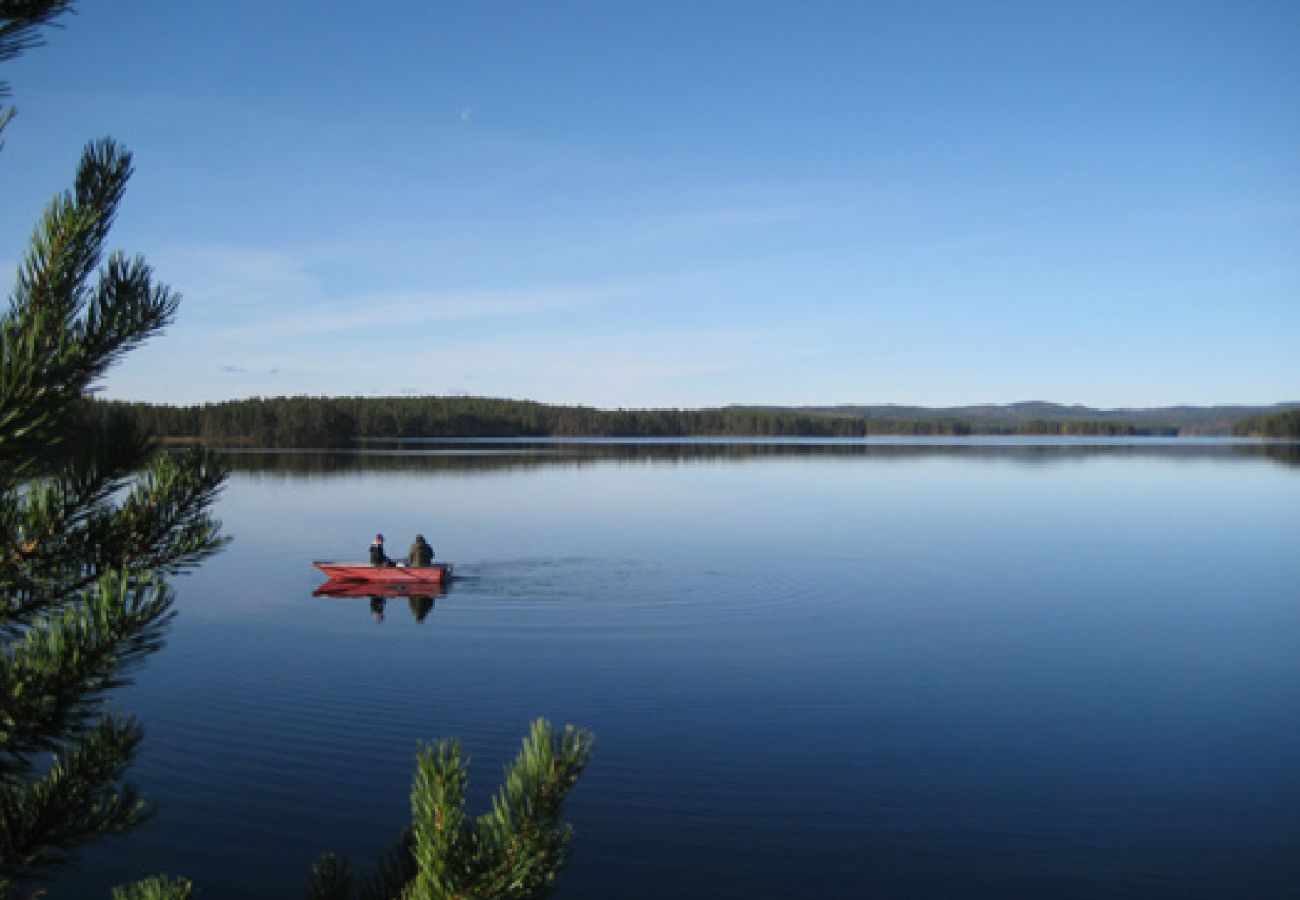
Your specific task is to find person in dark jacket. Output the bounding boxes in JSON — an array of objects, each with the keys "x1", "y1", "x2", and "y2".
[
  {"x1": 408, "y1": 534, "x2": 434, "y2": 567},
  {"x1": 369, "y1": 533, "x2": 393, "y2": 566}
]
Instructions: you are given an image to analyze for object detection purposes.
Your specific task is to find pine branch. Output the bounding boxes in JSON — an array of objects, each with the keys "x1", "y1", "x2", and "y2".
[
  {"x1": 2, "y1": 17, "x2": 227, "y2": 894},
  {"x1": 306, "y1": 828, "x2": 417, "y2": 900},
  {"x1": 0, "y1": 573, "x2": 173, "y2": 774},
  {"x1": 0, "y1": 2, "x2": 75, "y2": 74},
  {"x1": 468, "y1": 720, "x2": 594, "y2": 899},
  {"x1": 111, "y1": 875, "x2": 195, "y2": 900},
  {"x1": 2, "y1": 449, "x2": 227, "y2": 632},
  {"x1": 306, "y1": 722, "x2": 592, "y2": 900},
  {"x1": 0, "y1": 140, "x2": 171, "y2": 471},
  {"x1": 407, "y1": 739, "x2": 472, "y2": 898},
  {"x1": 110, "y1": 449, "x2": 230, "y2": 576},
  {"x1": 0, "y1": 714, "x2": 148, "y2": 881},
  {"x1": 356, "y1": 827, "x2": 417, "y2": 900},
  {"x1": 0, "y1": 0, "x2": 75, "y2": 149},
  {"x1": 306, "y1": 853, "x2": 355, "y2": 900},
  {"x1": 0, "y1": 415, "x2": 154, "y2": 602}
]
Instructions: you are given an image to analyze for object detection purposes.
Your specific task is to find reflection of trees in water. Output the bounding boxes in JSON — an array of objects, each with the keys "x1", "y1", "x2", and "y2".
[
  {"x1": 211, "y1": 439, "x2": 1300, "y2": 477},
  {"x1": 1250, "y1": 442, "x2": 1300, "y2": 468}
]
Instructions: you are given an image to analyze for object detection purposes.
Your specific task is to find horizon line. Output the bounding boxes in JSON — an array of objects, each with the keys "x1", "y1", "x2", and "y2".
[{"x1": 93, "y1": 393, "x2": 1300, "y2": 414}]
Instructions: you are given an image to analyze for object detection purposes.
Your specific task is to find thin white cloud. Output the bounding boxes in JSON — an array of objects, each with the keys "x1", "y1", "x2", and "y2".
[
  {"x1": 147, "y1": 241, "x2": 635, "y2": 339},
  {"x1": 151, "y1": 244, "x2": 320, "y2": 317},
  {"x1": 206, "y1": 284, "x2": 634, "y2": 341},
  {"x1": 220, "y1": 364, "x2": 283, "y2": 376},
  {"x1": 324, "y1": 323, "x2": 825, "y2": 405},
  {"x1": 103, "y1": 315, "x2": 823, "y2": 407}
]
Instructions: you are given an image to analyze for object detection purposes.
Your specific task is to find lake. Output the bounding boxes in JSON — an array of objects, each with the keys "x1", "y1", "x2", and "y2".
[{"x1": 58, "y1": 439, "x2": 1300, "y2": 898}]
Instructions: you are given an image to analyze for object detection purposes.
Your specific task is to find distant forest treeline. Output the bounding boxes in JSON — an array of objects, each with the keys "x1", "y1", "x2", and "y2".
[
  {"x1": 72, "y1": 396, "x2": 1298, "y2": 447},
  {"x1": 1233, "y1": 409, "x2": 1300, "y2": 438}
]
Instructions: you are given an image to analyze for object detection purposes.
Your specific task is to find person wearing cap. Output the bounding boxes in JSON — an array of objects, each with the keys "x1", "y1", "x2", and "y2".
[
  {"x1": 369, "y1": 533, "x2": 394, "y2": 567},
  {"x1": 408, "y1": 534, "x2": 435, "y2": 567}
]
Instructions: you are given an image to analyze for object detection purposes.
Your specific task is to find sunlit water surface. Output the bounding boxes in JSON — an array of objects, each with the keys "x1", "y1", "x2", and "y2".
[{"x1": 53, "y1": 439, "x2": 1300, "y2": 898}]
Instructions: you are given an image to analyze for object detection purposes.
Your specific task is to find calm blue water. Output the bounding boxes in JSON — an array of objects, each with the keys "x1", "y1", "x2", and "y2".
[{"x1": 56, "y1": 440, "x2": 1300, "y2": 898}]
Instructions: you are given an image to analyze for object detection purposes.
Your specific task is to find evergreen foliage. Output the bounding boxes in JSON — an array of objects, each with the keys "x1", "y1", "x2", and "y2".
[
  {"x1": 0, "y1": 90, "x2": 227, "y2": 900},
  {"x1": 95, "y1": 398, "x2": 1300, "y2": 446},
  {"x1": 0, "y1": 1, "x2": 73, "y2": 147},
  {"x1": 110, "y1": 876, "x2": 196, "y2": 900},
  {"x1": 1233, "y1": 408, "x2": 1300, "y2": 438},
  {"x1": 83, "y1": 394, "x2": 1192, "y2": 447},
  {"x1": 306, "y1": 718, "x2": 595, "y2": 900}
]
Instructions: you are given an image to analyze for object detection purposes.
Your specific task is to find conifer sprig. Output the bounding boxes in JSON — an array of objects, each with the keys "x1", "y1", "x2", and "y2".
[
  {"x1": 0, "y1": 134, "x2": 228, "y2": 894},
  {"x1": 1, "y1": 140, "x2": 176, "y2": 473},
  {"x1": 307, "y1": 719, "x2": 595, "y2": 900},
  {"x1": 0, "y1": 713, "x2": 148, "y2": 879}
]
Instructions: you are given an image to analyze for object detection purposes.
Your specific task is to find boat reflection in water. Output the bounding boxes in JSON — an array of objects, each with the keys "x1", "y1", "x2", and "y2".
[{"x1": 313, "y1": 578, "x2": 447, "y2": 624}]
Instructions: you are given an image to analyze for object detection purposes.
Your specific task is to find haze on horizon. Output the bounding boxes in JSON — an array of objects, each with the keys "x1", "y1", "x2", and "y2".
[{"x1": 0, "y1": 1, "x2": 1296, "y2": 410}]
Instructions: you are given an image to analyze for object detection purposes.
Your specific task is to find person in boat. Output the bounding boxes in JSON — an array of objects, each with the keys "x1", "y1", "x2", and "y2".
[
  {"x1": 369, "y1": 533, "x2": 394, "y2": 567},
  {"x1": 407, "y1": 534, "x2": 434, "y2": 567}
]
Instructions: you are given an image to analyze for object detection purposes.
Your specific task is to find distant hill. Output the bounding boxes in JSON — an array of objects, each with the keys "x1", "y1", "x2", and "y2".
[{"x1": 730, "y1": 402, "x2": 1300, "y2": 436}]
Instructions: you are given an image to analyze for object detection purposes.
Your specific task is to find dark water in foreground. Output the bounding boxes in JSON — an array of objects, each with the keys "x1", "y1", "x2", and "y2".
[{"x1": 57, "y1": 439, "x2": 1300, "y2": 898}]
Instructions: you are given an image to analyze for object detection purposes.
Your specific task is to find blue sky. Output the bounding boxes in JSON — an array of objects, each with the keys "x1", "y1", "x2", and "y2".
[{"x1": 1, "y1": 0, "x2": 1296, "y2": 408}]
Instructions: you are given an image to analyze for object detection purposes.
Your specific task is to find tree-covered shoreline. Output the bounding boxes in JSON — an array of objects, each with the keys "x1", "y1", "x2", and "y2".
[
  {"x1": 75, "y1": 395, "x2": 1300, "y2": 448},
  {"x1": 1233, "y1": 408, "x2": 1300, "y2": 438}
]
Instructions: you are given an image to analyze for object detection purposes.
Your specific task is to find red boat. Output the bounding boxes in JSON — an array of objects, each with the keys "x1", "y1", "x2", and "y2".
[{"x1": 312, "y1": 561, "x2": 453, "y2": 585}]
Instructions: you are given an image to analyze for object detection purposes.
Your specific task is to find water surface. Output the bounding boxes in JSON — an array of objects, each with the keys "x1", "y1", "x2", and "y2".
[{"x1": 60, "y1": 439, "x2": 1300, "y2": 897}]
